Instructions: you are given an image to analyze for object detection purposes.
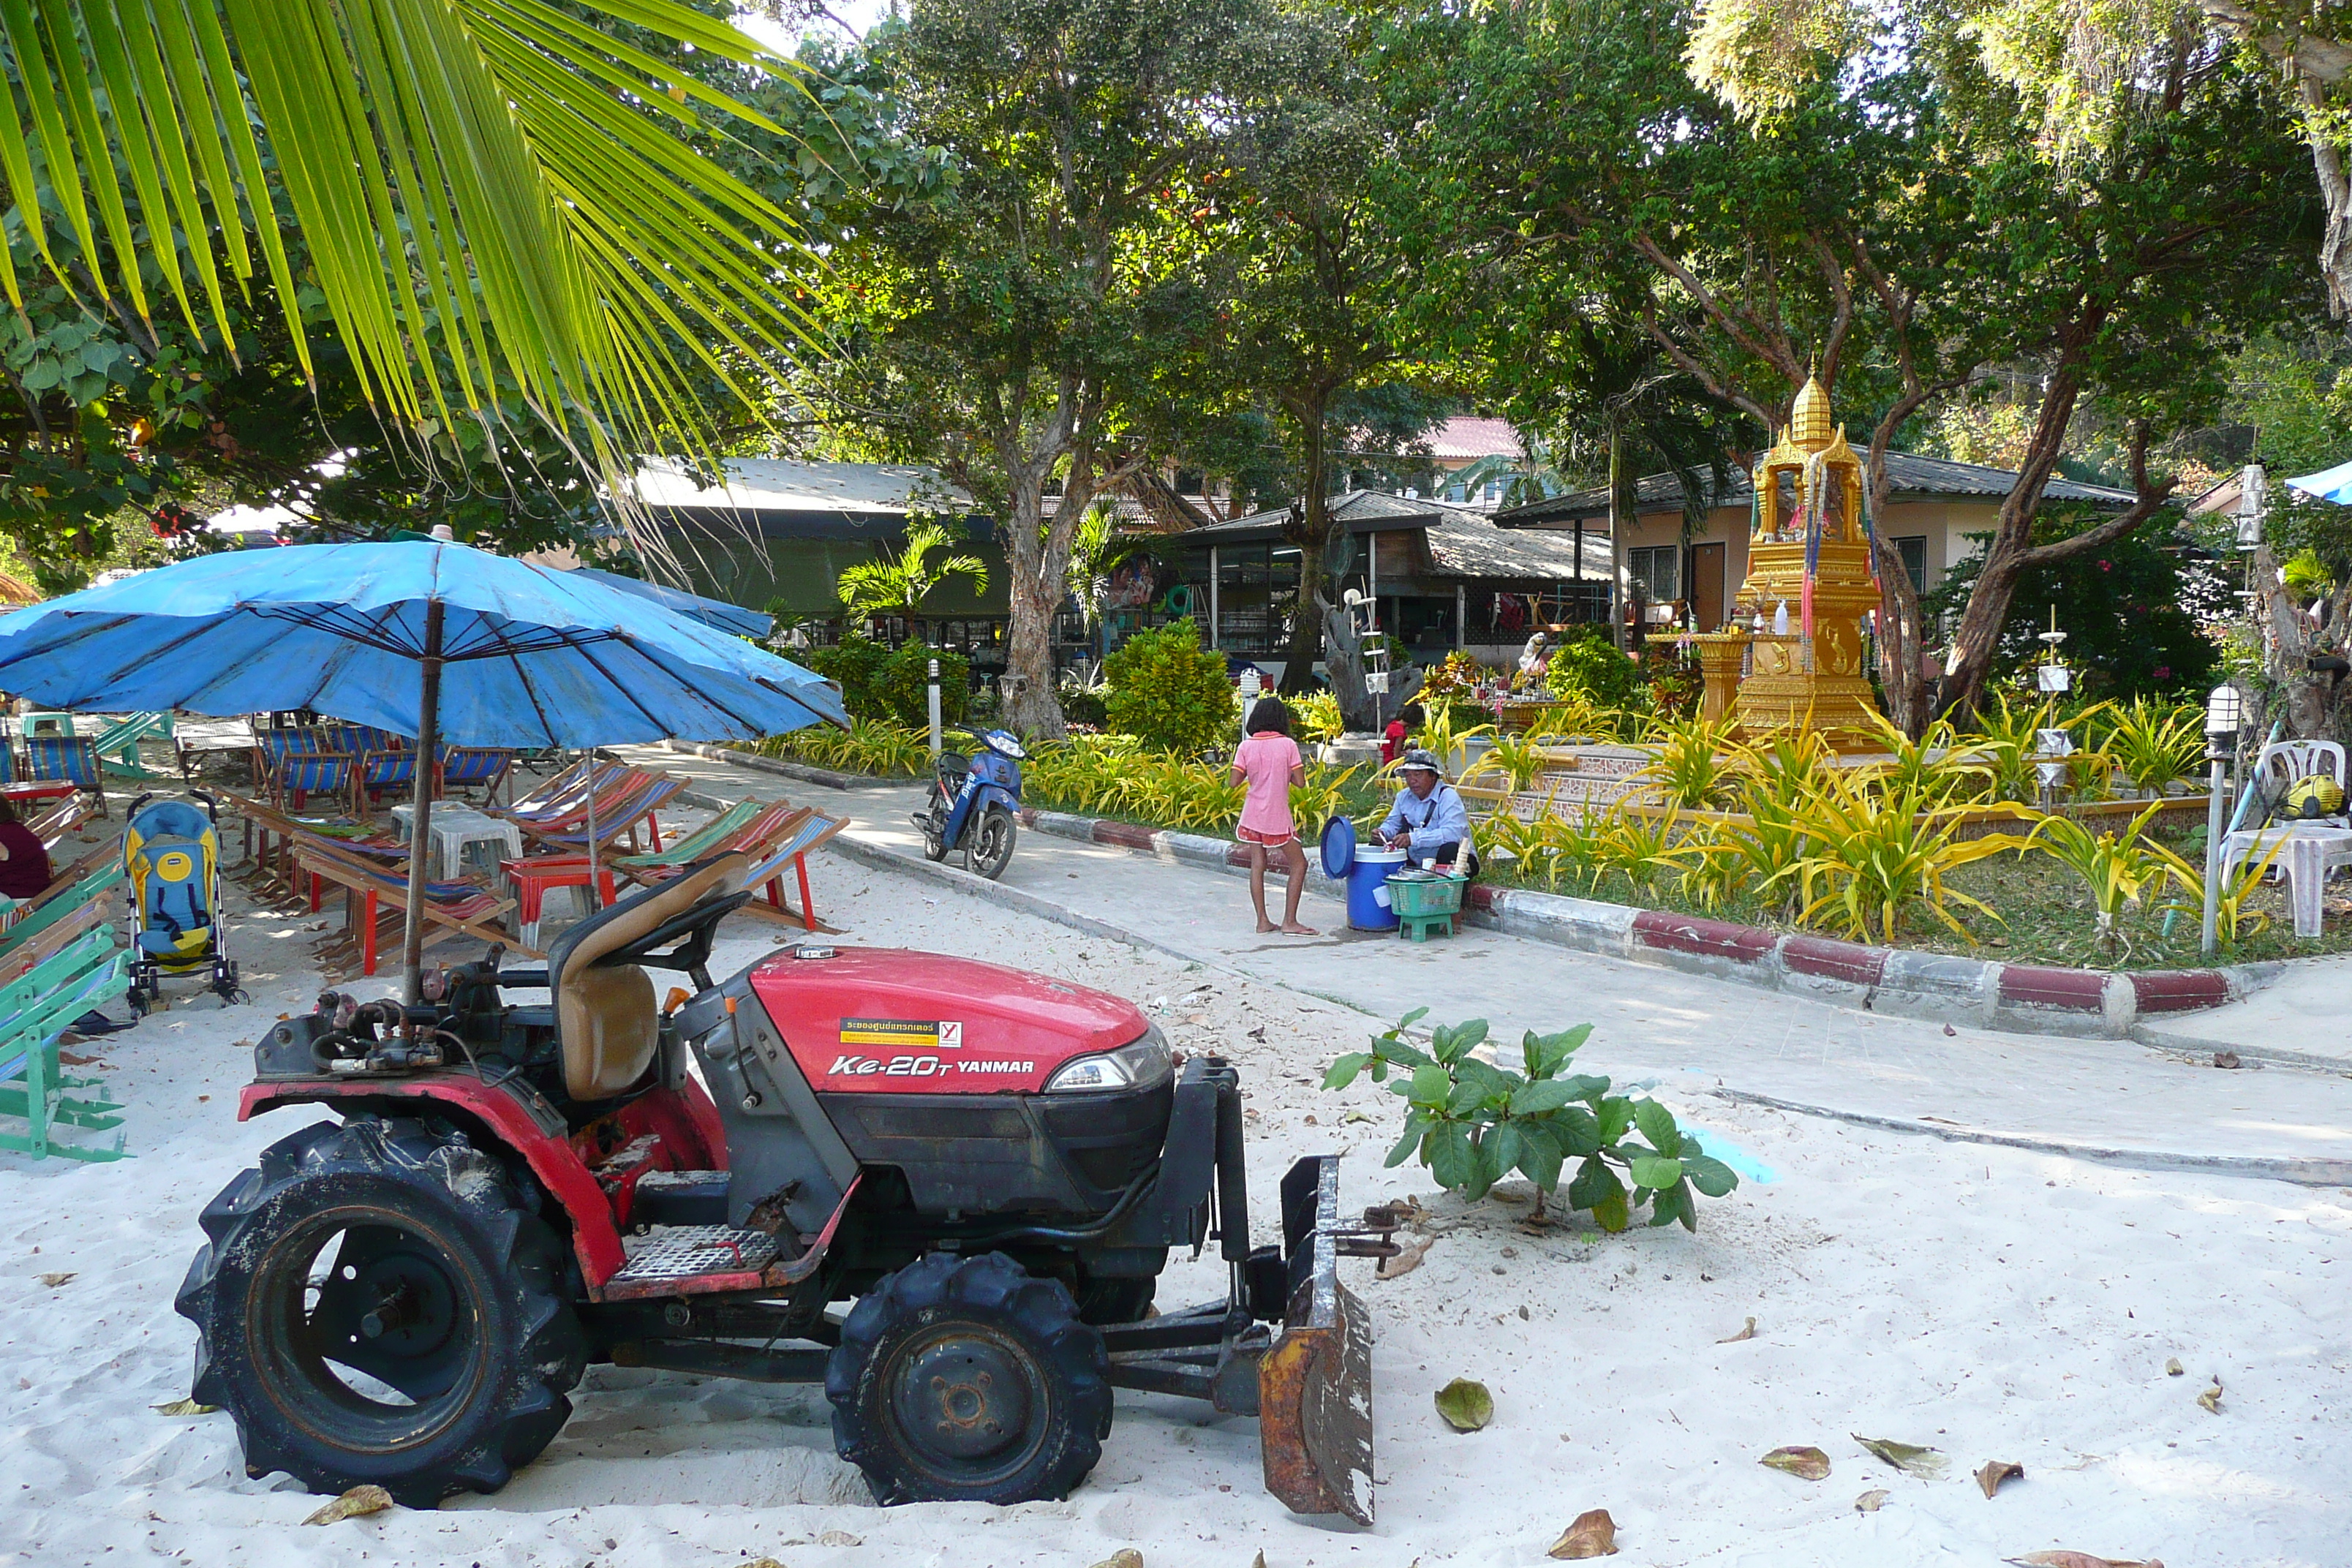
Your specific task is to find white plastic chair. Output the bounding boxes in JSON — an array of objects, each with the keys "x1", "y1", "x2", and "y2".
[{"x1": 2258, "y1": 740, "x2": 2350, "y2": 826}]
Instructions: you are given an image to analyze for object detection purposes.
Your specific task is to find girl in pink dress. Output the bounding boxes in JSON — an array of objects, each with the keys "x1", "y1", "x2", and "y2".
[{"x1": 1229, "y1": 698, "x2": 1316, "y2": 935}]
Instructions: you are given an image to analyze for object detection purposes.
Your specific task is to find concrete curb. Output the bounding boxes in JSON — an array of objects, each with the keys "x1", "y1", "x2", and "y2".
[
  {"x1": 659, "y1": 739, "x2": 904, "y2": 792},
  {"x1": 1011, "y1": 807, "x2": 2272, "y2": 1039},
  {"x1": 809, "y1": 817, "x2": 2352, "y2": 1188},
  {"x1": 1709, "y1": 1087, "x2": 2352, "y2": 1188}
]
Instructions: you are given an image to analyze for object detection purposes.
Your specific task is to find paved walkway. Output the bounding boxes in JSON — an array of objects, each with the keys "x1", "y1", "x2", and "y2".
[{"x1": 621, "y1": 742, "x2": 2352, "y2": 1183}]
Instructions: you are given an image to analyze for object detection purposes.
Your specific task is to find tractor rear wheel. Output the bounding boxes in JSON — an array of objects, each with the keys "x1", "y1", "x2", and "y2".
[
  {"x1": 826, "y1": 1251, "x2": 1109, "y2": 1506},
  {"x1": 174, "y1": 1117, "x2": 587, "y2": 1507}
]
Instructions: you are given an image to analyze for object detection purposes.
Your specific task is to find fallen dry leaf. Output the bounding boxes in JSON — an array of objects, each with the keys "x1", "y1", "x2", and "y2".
[
  {"x1": 2196, "y1": 1378, "x2": 2223, "y2": 1414},
  {"x1": 1377, "y1": 1237, "x2": 1434, "y2": 1280},
  {"x1": 37, "y1": 1272, "x2": 75, "y2": 1289},
  {"x1": 1854, "y1": 1489, "x2": 1888, "y2": 1512},
  {"x1": 2005, "y1": 1554, "x2": 2163, "y2": 1568},
  {"x1": 1433, "y1": 1378, "x2": 1493, "y2": 1432},
  {"x1": 1718, "y1": 1316, "x2": 1757, "y2": 1343},
  {"x1": 2165, "y1": 1358, "x2": 2184, "y2": 1376},
  {"x1": 1088, "y1": 1552, "x2": 1142, "y2": 1568},
  {"x1": 1977, "y1": 1460, "x2": 2024, "y2": 1499},
  {"x1": 151, "y1": 1398, "x2": 218, "y2": 1417},
  {"x1": 1760, "y1": 1446, "x2": 1831, "y2": 1480},
  {"x1": 745, "y1": 1560, "x2": 787, "y2": 1568},
  {"x1": 1547, "y1": 1509, "x2": 1619, "y2": 1559},
  {"x1": 817, "y1": 1530, "x2": 862, "y2": 1548},
  {"x1": 301, "y1": 1485, "x2": 393, "y2": 1526},
  {"x1": 1854, "y1": 1434, "x2": 1949, "y2": 1480}
]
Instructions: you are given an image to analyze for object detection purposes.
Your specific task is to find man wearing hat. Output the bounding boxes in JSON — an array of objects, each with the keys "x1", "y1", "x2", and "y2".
[{"x1": 1377, "y1": 749, "x2": 1475, "y2": 875}]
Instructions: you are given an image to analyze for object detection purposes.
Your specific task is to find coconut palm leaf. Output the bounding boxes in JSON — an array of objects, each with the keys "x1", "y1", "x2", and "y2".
[{"x1": 0, "y1": 0, "x2": 821, "y2": 470}]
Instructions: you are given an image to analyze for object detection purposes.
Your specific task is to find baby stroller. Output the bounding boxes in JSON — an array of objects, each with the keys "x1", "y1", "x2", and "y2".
[{"x1": 123, "y1": 792, "x2": 245, "y2": 1013}]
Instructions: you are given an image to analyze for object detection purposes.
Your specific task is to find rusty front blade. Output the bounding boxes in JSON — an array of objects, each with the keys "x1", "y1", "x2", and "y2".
[{"x1": 1260, "y1": 1156, "x2": 1374, "y2": 1525}]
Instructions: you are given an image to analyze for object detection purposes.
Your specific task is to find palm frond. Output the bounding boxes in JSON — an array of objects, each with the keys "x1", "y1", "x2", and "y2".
[{"x1": 1, "y1": 0, "x2": 821, "y2": 483}]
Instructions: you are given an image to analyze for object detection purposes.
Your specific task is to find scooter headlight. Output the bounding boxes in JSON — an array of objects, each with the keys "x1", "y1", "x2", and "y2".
[
  {"x1": 984, "y1": 729, "x2": 1028, "y2": 761},
  {"x1": 1044, "y1": 1026, "x2": 1172, "y2": 1093}
]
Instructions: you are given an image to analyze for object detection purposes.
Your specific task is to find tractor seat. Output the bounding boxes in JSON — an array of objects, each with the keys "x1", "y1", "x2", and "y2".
[{"x1": 545, "y1": 852, "x2": 750, "y2": 1101}]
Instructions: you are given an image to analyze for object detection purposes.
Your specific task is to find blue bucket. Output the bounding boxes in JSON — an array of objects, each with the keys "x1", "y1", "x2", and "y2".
[{"x1": 1319, "y1": 818, "x2": 1405, "y2": 930}]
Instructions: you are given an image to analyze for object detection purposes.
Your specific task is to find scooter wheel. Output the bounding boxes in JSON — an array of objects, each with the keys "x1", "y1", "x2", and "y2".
[
  {"x1": 921, "y1": 817, "x2": 949, "y2": 863},
  {"x1": 967, "y1": 804, "x2": 1017, "y2": 881}
]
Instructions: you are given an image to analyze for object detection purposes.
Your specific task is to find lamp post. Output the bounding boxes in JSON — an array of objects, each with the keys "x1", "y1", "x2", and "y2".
[
  {"x1": 927, "y1": 657, "x2": 942, "y2": 757},
  {"x1": 2201, "y1": 682, "x2": 2244, "y2": 957}
]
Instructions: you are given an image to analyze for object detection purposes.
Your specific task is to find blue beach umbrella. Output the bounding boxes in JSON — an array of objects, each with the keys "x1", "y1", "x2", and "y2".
[
  {"x1": 0, "y1": 540, "x2": 845, "y2": 998},
  {"x1": 566, "y1": 566, "x2": 774, "y2": 641}
]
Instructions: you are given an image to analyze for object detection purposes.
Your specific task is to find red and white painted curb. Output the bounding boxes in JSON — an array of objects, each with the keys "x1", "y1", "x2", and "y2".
[{"x1": 1018, "y1": 807, "x2": 2271, "y2": 1039}]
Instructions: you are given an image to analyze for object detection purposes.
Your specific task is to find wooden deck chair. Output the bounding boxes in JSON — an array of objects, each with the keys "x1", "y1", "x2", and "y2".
[
  {"x1": 500, "y1": 758, "x2": 611, "y2": 822},
  {"x1": 21, "y1": 735, "x2": 108, "y2": 816},
  {"x1": 0, "y1": 923, "x2": 129, "y2": 1162},
  {"x1": 437, "y1": 746, "x2": 514, "y2": 807},
  {"x1": 291, "y1": 839, "x2": 533, "y2": 973},
  {"x1": 352, "y1": 742, "x2": 418, "y2": 813},
  {"x1": 608, "y1": 799, "x2": 765, "y2": 882},
  {"x1": 734, "y1": 807, "x2": 851, "y2": 931},
  {"x1": 510, "y1": 769, "x2": 683, "y2": 856}
]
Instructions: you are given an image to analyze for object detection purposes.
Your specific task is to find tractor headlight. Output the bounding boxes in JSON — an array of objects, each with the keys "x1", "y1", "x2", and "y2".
[{"x1": 1044, "y1": 1027, "x2": 1172, "y2": 1093}]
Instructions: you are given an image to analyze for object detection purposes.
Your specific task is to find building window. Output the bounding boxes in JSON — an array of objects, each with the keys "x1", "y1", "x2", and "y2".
[
  {"x1": 1891, "y1": 535, "x2": 1927, "y2": 595},
  {"x1": 1627, "y1": 545, "x2": 1681, "y2": 603}
]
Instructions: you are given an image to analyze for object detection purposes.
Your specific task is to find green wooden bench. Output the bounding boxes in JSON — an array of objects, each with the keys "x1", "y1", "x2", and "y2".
[
  {"x1": 94, "y1": 712, "x2": 176, "y2": 780},
  {"x1": 0, "y1": 924, "x2": 129, "y2": 1162}
]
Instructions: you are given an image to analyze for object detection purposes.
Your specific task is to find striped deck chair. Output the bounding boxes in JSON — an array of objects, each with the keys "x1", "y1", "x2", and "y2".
[
  {"x1": 437, "y1": 746, "x2": 513, "y2": 807},
  {"x1": 738, "y1": 806, "x2": 851, "y2": 930},
  {"x1": 291, "y1": 839, "x2": 530, "y2": 972},
  {"x1": 216, "y1": 788, "x2": 404, "y2": 899},
  {"x1": 508, "y1": 768, "x2": 683, "y2": 856},
  {"x1": 608, "y1": 799, "x2": 765, "y2": 883},
  {"x1": 21, "y1": 736, "x2": 107, "y2": 816},
  {"x1": 250, "y1": 727, "x2": 355, "y2": 811},
  {"x1": 352, "y1": 743, "x2": 418, "y2": 813},
  {"x1": 500, "y1": 758, "x2": 608, "y2": 822}
]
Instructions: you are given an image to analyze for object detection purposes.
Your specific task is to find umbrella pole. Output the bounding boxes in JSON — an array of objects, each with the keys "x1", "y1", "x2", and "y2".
[
  {"x1": 586, "y1": 750, "x2": 600, "y2": 913},
  {"x1": 401, "y1": 600, "x2": 446, "y2": 1008}
]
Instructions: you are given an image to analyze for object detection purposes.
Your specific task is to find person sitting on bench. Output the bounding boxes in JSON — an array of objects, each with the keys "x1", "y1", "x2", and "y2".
[
  {"x1": 1376, "y1": 750, "x2": 1475, "y2": 876},
  {"x1": 0, "y1": 797, "x2": 53, "y2": 901}
]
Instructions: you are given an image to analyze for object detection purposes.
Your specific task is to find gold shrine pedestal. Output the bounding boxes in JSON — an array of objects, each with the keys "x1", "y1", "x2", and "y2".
[{"x1": 1689, "y1": 373, "x2": 1887, "y2": 753}]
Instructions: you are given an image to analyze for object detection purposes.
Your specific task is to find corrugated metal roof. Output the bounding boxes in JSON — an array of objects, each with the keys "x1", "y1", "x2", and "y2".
[
  {"x1": 1495, "y1": 449, "x2": 2136, "y2": 525},
  {"x1": 631, "y1": 457, "x2": 970, "y2": 515},
  {"x1": 1190, "y1": 491, "x2": 1610, "y2": 580}
]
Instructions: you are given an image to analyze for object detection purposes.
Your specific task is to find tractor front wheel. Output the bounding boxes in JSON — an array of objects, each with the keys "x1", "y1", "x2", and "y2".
[
  {"x1": 174, "y1": 1117, "x2": 587, "y2": 1507},
  {"x1": 826, "y1": 1252, "x2": 1109, "y2": 1506}
]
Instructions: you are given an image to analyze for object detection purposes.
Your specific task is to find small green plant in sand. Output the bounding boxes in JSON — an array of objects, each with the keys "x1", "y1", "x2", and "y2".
[{"x1": 1324, "y1": 1011, "x2": 1739, "y2": 1232}]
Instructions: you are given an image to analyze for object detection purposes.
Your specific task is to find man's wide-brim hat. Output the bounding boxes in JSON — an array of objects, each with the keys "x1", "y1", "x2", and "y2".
[{"x1": 1400, "y1": 748, "x2": 1444, "y2": 775}]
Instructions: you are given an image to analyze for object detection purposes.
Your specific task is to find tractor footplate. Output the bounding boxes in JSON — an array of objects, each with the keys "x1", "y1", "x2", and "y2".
[
  {"x1": 608, "y1": 1226, "x2": 780, "y2": 1286},
  {"x1": 1259, "y1": 1155, "x2": 1375, "y2": 1526}
]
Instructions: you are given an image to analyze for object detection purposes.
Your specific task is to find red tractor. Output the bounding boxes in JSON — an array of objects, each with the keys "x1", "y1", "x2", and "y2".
[{"x1": 175, "y1": 854, "x2": 1381, "y2": 1520}]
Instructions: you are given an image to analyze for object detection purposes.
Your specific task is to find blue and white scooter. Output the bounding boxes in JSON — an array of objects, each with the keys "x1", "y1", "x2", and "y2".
[{"x1": 915, "y1": 727, "x2": 1027, "y2": 880}]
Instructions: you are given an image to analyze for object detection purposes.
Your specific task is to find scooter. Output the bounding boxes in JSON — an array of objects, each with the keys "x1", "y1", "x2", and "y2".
[{"x1": 916, "y1": 725, "x2": 1025, "y2": 879}]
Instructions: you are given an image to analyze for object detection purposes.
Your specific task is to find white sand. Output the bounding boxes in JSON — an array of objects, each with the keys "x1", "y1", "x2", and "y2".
[{"x1": 1, "y1": 829, "x2": 2344, "y2": 1568}]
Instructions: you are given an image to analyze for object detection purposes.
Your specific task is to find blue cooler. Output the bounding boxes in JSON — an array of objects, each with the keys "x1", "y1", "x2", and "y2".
[{"x1": 1320, "y1": 818, "x2": 1406, "y2": 931}]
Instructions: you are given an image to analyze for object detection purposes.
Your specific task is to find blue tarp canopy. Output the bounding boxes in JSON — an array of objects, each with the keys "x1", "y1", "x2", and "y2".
[
  {"x1": 2287, "y1": 459, "x2": 2352, "y2": 505},
  {"x1": 567, "y1": 567, "x2": 772, "y2": 641},
  {"x1": 0, "y1": 540, "x2": 843, "y2": 748}
]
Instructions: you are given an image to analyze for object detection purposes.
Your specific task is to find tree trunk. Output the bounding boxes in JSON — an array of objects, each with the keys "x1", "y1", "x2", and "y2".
[
  {"x1": 1001, "y1": 470, "x2": 1068, "y2": 739},
  {"x1": 1866, "y1": 458, "x2": 1929, "y2": 737},
  {"x1": 1277, "y1": 391, "x2": 1334, "y2": 695},
  {"x1": 1934, "y1": 363, "x2": 2086, "y2": 721}
]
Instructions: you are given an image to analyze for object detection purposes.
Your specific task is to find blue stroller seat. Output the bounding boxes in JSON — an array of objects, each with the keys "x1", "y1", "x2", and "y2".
[{"x1": 123, "y1": 793, "x2": 244, "y2": 1011}]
